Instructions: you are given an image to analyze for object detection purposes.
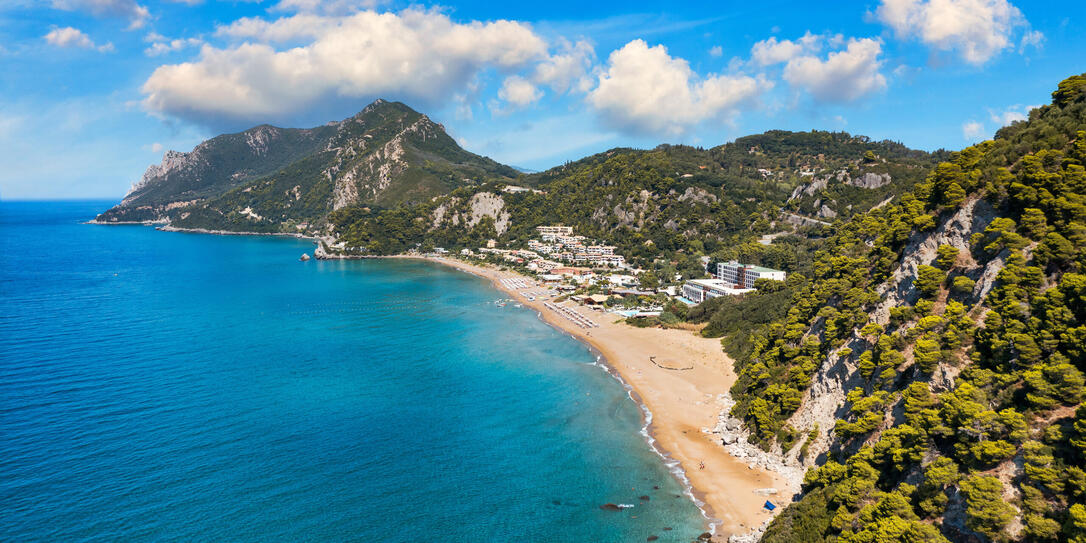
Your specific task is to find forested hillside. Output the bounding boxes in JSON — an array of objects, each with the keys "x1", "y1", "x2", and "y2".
[
  {"x1": 94, "y1": 100, "x2": 516, "y2": 229},
  {"x1": 329, "y1": 131, "x2": 942, "y2": 272},
  {"x1": 725, "y1": 73, "x2": 1086, "y2": 542}
]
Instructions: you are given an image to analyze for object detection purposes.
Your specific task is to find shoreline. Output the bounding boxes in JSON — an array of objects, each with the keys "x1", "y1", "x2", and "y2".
[
  {"x1": 86, "y1": 220, "x2": 319, "y2": 241},
  {"x1": 400, "y1": 255, "x2": 785, "y2": 540},
  {"x1": 82, "y1": 216, "x2": 787, "y2": 538}
]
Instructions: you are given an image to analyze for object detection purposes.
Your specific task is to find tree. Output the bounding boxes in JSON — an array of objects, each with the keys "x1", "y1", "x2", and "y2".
[
  {"x1": 936, "y1": 244, "x2": 960, "y2": 269},
  {"x1": 951, "y1": 276, "x2": 976, "y2": 295},
  {"x1": 1052, "y1": 74, "x2": 1086, "y2": 107},
  {"x1": 944, "y1": 182, "x2": 966, "y2": 208},
  {"x1": 914, "y1": 265, "x2": 944, "y2": 298},
  {"x1": 639, "y1": 271, "x2": 660, "y2": 290},
  {"x1": 1020, "y1": 208, "x2": 1049, "y2": 239},
  {"x1": 960, "y1": 475, "x2": 1015, "y2": 540}
]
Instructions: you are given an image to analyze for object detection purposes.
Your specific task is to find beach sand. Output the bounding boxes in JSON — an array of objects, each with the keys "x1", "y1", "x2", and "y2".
[{"x1": 407, "y1": 256, "x2": 784, "y2": 538}]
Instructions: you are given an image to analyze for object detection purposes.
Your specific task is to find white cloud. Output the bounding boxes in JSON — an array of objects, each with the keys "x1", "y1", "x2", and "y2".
[
  {"x1": 142, "y1": 9, "x2": 549, "y2": 125},
  {"x1": 51, "y1": 0, "x2": 150, "y2": 30},
  {"x1": 962, "y1": 120, "x2": 985, "y2": 140},
  {"x1": 988, "y1": 104, "x2": 1041, "y2": 126},
  {"x1": 44, "y1": 26, "x2": 114, "y2": 52},
  {"x1": 215, "y1": 14, "x2": 337, "y2": 42},
  {"x1": 782, "y1": 37, "x2": 886, "y2": 103},
  {"x1": 587, "y1": 39, "x2": 771, "y2": 136},
  {"x1": 145, "y1": 36, "x2": 202, "y2": 56},
  {"x1": 1019, "y1": 29, "x2": 1044, "y2": 52},
  {"x1": 270, "y1": 0, "x2": 383, "y2": 15},
  {"x1": 498, "y1": 76, "x2": 542, "y2": 107},
  {"x1": 532, "y1": 39, "x2": 595, "y2": 94},
  {"x1": 875, "y1": 0, "x2": 1034, "y2": 64},
  {"x1": 709, "y1": 45, "x2": 723, "y2": 57},
  {"x1": 750, "y1": 32, "x2": 820, "y2": 66}
]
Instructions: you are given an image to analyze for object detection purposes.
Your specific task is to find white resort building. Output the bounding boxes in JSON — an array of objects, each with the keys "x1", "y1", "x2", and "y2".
[
  {"x1": 681, "y1": 279, "x2": 754, "y2": 304},
  {"x1": 715, "y1": 260, "x2": 786, "y2": 289}
]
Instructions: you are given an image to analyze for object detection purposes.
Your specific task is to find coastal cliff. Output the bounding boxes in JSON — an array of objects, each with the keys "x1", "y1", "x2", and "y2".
[{"x1": 723, "y1": 73, "x2": 1086, "y2": 543}]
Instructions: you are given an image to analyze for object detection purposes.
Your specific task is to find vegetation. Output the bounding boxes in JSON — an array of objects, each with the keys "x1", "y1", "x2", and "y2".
[
  {"x1": 756, "y1": 73, "x2": 1086, "y2": 542},
  {"x1": 329, "y1": 131, "x2": 942, "y2": 271}
]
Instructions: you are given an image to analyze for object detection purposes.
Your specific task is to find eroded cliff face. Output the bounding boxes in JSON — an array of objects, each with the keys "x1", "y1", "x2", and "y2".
[
  {"x1": 427, "y1": 192, "x2": 510, "y2": 236},
  {"x1": 717, "y1": 196, "x2": 1011, "y2": 543}
]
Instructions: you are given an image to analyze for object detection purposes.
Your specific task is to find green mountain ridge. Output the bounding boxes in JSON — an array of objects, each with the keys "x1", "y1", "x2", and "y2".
[
  {"x1": 94, "y1": 100, "x2": 517, "y2": 230},
  {"x1": 327, "y1": 131, "x2": 945, "y2": 271}
]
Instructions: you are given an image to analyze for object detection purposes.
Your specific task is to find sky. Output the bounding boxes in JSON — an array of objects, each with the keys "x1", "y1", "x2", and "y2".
[{"x1": 0, "y1": 0, "x2": 1083, "y2": 199}]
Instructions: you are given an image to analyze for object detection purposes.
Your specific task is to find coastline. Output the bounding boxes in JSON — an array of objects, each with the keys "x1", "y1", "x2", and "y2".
[
  {"x1": 155, "y1": 225, "x2": 319, "y2": 240},
  {"x1": 402, "y1": 255, "x2": 786, "y2": 540}
]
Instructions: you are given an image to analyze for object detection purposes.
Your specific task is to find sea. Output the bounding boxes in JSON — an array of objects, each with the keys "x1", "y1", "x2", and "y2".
[{"x1": 0, "y1": 200, "x2": 706, "y2": 542}]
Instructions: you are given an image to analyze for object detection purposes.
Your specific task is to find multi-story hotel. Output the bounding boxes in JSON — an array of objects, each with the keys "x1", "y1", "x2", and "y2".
[
  {"x1": 715, "y1": 260, "x2": 786, "y2": 289},
  {"x1": 681, "y1": 279, "x2": 754, "y2": 304}
]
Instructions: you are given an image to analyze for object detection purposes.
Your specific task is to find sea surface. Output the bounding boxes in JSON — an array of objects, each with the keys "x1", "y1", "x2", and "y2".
[{"x1": 0, "y1": 201, "x2": 706, "y2": 542}]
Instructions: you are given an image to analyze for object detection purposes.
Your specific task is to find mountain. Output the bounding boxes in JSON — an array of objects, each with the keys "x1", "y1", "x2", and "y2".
[
  {"x1": 325, "y1": 132, "x2": 944, "y2": 274},
  {"x1": 706, "y1": 73, "x2": 1086, "y2": 542},
  {"x1": 94, "y1": 100, "x2": 518, "y2": 232}
]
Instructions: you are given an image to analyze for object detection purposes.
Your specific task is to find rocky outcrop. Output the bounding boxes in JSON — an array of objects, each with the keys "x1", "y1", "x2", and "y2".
[
  {"x1": 789, "y1": 170, "x2": 893, "y2": 203},
  {"x1": 678, "y1": 186, "x2": 719, "y2": 205},
  {"x1": 847, "y1": 172, "x2": 892, "y2": 189},
  {"x1": 870, "y1": 197, "x2": 995, "y2": 325},
  {"x1": 465, "y1": 192, "x2": 510, "y2": 235}
]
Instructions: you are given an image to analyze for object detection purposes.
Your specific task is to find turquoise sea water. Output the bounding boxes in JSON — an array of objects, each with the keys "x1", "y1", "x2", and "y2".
[{"x1": 0, "y1": 201, "x2": 705, "y2": 542}]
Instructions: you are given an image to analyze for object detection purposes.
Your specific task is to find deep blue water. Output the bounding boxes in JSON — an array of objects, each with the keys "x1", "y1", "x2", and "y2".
[{"x1": 0, "y1": 201, "x2": 705, "y2": 542}]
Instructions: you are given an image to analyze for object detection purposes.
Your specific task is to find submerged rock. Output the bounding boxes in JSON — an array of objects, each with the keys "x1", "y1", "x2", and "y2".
[{"x1": 599, "y1": 503, "x2": 622, "y2": 511}]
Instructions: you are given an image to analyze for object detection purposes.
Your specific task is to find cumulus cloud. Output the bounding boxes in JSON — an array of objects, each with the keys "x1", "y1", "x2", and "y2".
[
  {"x1": 962, "y1": 120, "x2": 985, "y2": 140},
  {"x1": 587, "y1": 39, "x2": 770, "y2": 136},
  {"x1": 709, "y1": 45, "x2": 723, "y2": 57},
  {"x1": 498, "y1": 76, "x2": 542, "y2": 107},
  {"x1": 531, "y1": 39, "x2": 595, "y2": 94},
  {"x1": 750, "y1": 32, "x2": 820, "y2": 66},
  {"x1": 142, "y1": 9, "x2": 549, "y2": 126},
  {"x1": 875, "y1": 0, "x2": 1035, "y2": 64},
  {"x1": 215, "y1": 14, "x2": 338, "y2": 42},
  {"x1": 270, "y1": 0, "x2": 383, "y2": 15},
  {"x1": 51, "y1": 0, "x2": 150, "y2": 30},
  {"x1": 782, "y1": 38, "x2": 886, "y2": 103},
  {"x1": 988, "y1": 104, "x2": 1041, "y2": 126},
  {"x1": 144, "y1": 34, "x2": 202, "y2": 56},
  {"x1": 44, "y1": 26, "x2": 114, "y2": 52}
]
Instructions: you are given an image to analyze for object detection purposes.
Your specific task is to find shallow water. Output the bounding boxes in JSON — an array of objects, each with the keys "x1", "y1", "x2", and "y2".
[{"x1": 0, "y1": 201, "x2": 705, "y2": 542}]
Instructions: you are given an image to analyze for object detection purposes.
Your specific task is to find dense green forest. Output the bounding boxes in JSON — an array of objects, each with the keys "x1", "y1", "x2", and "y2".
[{"x1": 734, "y1": 73, "x2": 1086, "y2": 542}]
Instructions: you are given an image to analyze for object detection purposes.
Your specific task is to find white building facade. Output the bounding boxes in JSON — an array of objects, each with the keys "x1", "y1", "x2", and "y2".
[{"x1": 715, "y1": 260, "x2": 786, "y2": 289}]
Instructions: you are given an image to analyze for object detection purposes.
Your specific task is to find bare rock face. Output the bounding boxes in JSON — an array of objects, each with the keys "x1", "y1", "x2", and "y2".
[
  {"x1": 788, "y1": 175, "x2": 830, "y2": 201},
  {"x1": 817, "y1": 204, "x2": 837, "y2": 219},
  {"x1": 466, "y1": 192, "x2": 510, "y2": 235},
  {"x1": 847, "y1": 172, "x2": 892, "y2": 189},
  {"x1": 678, "y1": 186, "x2": 719, "y2": 205}
]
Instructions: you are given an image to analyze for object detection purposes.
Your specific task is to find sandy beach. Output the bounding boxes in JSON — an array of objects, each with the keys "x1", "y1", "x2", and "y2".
[{"x1": 405, "y1": 255, "x2": 784, "y2": 539}]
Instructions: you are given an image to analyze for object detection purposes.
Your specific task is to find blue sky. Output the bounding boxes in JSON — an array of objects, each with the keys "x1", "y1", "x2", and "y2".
[{"x1": 1, "y1": 0, "x2": 1083, "y2": 199}]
